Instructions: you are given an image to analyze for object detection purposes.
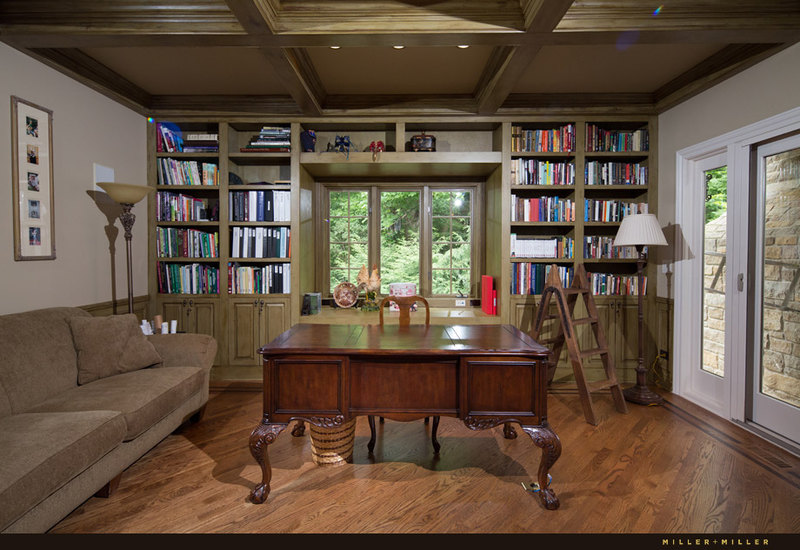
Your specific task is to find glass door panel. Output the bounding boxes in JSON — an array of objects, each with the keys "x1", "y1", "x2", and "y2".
[
  {"x1": 703, "y1": 166, "x2": 728, "y2": 376},
  {"x1": 752, "y1": 138, "x2": 800, "y2": 445}
]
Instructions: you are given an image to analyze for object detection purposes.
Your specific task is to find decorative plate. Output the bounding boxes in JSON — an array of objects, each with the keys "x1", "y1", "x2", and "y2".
[{"x1": 333, "y1": 281, "x2": 359, "y2": 308}]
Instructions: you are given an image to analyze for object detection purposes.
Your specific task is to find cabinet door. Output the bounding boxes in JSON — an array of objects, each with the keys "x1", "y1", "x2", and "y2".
[
  {"x1": 159, "y1": 298, "x2": 221, "y2": 364},
  {"x1": 228, "y1": 300, "x2": 261, "y2": 366},
  {"x1": 160, "y1": 300, "x2": 188, "y2": 332},
  {"x1": 262, "y1": 300, "x2": 288, "y2": 345},
  {"x1": 614, "y1": 298, "x2": 641, "y2": 382}
]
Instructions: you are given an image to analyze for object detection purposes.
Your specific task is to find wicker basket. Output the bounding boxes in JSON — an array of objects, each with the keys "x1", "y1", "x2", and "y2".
[{"x1": 308, "y1": 418, "x2": 357, "y2": 466}]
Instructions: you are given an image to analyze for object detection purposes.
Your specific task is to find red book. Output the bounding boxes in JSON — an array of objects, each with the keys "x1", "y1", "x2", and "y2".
[{"x1": 492, "y1": 289, "x2": 497, "y2": 315}]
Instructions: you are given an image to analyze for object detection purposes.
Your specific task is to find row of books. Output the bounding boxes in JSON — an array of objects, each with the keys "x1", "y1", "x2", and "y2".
[
  {"x1": 241, "y1": 126, "x2": 291, "y2": 153},
  {"x1": 231, "y1": 226, "x2": 290, "y2": 259},
  {"x1": 586, "y1": 272, "x2": 647, "y2": 296},
  {"x1": 156, "y1": 262, "x2": 220, "y2": 294},
  {"x1": 228, "y1": 262, "x2": 290, "y2": 294},
  {"x1": 585, "y1": 124, "x2": 649, "y2": 153},
  {"x1": 156, "y1": 227, "x2": 219, "y2": 258},
  {"x1": 156, "y1": 122, "x2": 219, "y2": 153},
  {"x1": 511, "y1": 195, "x2": 576, "y2": 222},
  {"x1": 183, "y1": 131, "x2": 219, "y2": 153},
  {"x1": 584, "y1": 199, "x2": 648, "y2": 222},
  {"x1": 511, "y1": 235, "x2": 574, "y2": 259},
  {"x1": 157, "y1": 158, "x2": 219, "y2": 187},
  {"x1": 511, "y1": 158, "x2": 575, "y2": 186},
  {"x1": 585, "y1": 160, "x2": 648, "y2": 186},
  {"x1": 156, "y1": 192, "x2": 218, "y2": 222},
  {"x1": 511, "y1": 124, "x2": 576, "y2": 153},
  {"x1": 511, "y1": 264, "x2": 574, "y2": 295},
  {"x1": 157, "y1": 123, "x2": 184, "y2": 153},
  {"x1": 583, "y1": 236, "x2": 643, "y2": 259},
  {"x1": 229, "y1": 190, "x2": 291, "y2": 222}
]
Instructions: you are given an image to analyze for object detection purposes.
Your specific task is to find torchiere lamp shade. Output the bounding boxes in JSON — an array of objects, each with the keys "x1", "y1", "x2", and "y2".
[
  {"x1": 613, "y1": 213, "x2": 668, "y2": 248},
  {"x1": 97, "y1": 182, "x2": 153, "y2": 205}
]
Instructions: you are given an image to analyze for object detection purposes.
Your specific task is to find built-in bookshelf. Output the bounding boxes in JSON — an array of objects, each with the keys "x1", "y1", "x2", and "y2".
[
  {"x1": 506, "y1": 118, "x2": 653, "y2": 301},
  {"x1": 152, "y1": 122, "x2": 221, "y2": 298}
]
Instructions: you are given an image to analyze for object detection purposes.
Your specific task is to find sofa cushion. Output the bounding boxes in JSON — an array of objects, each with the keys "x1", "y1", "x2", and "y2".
[
  {"x1": 28, "y1": 366, "x2": 205, "y2": 441},
  {"x1": 0, "y1": 410, "x2": 126, "y2": 531},
  {"x1": 0, "y1": 307, "x2": 90, "y2": 416},
  {"x1": 69, "y1": 313, "x2": 163, "y2": 385}
]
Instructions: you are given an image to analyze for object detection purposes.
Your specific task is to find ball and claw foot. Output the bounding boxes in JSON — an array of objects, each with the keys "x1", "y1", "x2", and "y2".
[{"x1": 250, "y1": 483, "x2": 270, "y2": 504}]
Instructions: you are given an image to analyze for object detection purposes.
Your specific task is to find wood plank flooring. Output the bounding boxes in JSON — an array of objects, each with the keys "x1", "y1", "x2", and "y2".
[{"x1": 49, "y1": 388, "x2": 800, "y2": 534}]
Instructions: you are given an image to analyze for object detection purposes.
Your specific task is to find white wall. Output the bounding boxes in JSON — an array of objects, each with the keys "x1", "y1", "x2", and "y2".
[
  {"x1": 0, "y1": 43, "x2": 147, "y2": 314},
  {"x1": 657, "y1": 42, "x2": 800, "y2": 298}
]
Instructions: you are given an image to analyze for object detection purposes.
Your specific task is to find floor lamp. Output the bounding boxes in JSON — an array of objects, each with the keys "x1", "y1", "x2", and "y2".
[
  {"x1": 613, "y1": 213, "x2": 668, "y2": 405},
  {"x1": 97, "y1": 182, "x2": 154, "y2": 314}
]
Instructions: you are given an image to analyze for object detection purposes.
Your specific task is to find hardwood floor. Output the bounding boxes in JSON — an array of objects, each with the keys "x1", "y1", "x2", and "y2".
[{"x1": 49, "y1": 388, "x2": 800, "y2": 534}]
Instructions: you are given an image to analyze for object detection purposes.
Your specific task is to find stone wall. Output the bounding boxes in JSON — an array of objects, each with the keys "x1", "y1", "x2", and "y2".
[
  {"x1": 703, "y1": 213, "x2": 726, "y2": 377},
  {"x1": 702, "y1": 148, "x2": 799, "y2": 408},
  {"x1": 761, "y1": 149, "x2": 800, "y2": 408}
]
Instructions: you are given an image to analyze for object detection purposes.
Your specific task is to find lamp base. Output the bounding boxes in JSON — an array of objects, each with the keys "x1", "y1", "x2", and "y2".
[{"x1": 623, "y1": 384, "x2": 664, "y2": 406}]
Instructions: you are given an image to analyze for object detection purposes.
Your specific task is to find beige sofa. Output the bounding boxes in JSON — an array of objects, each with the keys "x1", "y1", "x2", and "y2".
[{"x1": 0, "y1": 307, "x2": 217, "y2": 533}]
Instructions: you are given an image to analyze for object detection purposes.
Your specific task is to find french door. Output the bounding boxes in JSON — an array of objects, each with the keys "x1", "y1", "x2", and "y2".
[
  {"x1": 749, "y1": 135, "x2": 800, "y2": 445},
  {"x1": 676, "y1": 151, "x2": 735, "y2": 417},
  {"x1": 676, "y1": 113, "x2": 800, "y2": 450}
]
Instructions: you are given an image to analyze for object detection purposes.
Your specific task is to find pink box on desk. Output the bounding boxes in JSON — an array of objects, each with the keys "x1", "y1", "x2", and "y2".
[{"x1": 388, "y1": 282, "x2": 417, "y2": 311}]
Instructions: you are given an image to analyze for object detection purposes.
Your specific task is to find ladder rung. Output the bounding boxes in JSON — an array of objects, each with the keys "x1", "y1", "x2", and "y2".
[
  {"x1": 563, "y1": 287, "x2": 589, "y2": 295},
  {"x1": 579, "y1": 347, "x2": 608, "y2": 358},
  {"x1": 540, "y1": 314, "x2": 560, "y2": 321},
  {"x1": 586, "y1": 379, "x2": 619, "y2": 393},
  {"x1": 572, "y1": 316, "x2": 597, "y2": 326}
]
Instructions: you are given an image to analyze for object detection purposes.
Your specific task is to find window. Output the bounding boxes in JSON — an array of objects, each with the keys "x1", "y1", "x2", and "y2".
[
  {"x1": 324, "y1": 184, "x2": 479, "y2": 299},
  {"x1": 328, "y1": 190, "x2": 368, "y2": 294},
  {"x1": 432, "y1": 190, "x2": 472, "y2": 295}
]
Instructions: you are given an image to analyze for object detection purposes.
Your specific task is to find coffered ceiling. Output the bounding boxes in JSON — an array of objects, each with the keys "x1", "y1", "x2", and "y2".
[{"x1": 1, "y1": 1, "x2": 798, "y2": 117}]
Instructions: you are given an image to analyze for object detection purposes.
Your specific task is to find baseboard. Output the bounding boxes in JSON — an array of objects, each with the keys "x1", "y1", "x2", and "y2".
[{"x1": 210, "y1": 380, "x2": 262, "y2": 392}]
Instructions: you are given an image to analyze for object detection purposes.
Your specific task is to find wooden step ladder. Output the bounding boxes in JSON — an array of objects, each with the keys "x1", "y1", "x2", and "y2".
[{"x1": 531, "y1": 263, "x2": 628, "y2": 425}]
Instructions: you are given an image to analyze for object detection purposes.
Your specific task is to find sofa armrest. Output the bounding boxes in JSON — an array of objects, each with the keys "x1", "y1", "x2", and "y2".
[{"x1": 146, "y1": 333, "x2": 217, "y2": 372}]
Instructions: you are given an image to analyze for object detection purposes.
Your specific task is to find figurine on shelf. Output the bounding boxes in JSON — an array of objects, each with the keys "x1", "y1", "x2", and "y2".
[{"x1": 356, "y1": 264, "x2": 381, "y2": 311}]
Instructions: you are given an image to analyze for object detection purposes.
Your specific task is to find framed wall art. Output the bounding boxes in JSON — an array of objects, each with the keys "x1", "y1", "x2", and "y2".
[{"x1": 11, "y1": 96, "x2": 55, "y2": 260}]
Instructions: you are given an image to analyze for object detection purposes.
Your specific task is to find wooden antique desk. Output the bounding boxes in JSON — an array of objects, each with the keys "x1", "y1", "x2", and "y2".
[{"x1": 248, "y1": 323, "x2": 562, "y2": 510}]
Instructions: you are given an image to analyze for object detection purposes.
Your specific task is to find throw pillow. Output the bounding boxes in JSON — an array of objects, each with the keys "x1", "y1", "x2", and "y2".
[{"x1": 69, "y1": 314, "x2": 163, "y2": 385}]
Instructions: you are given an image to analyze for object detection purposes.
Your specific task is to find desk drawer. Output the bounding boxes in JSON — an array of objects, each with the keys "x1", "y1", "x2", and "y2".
[
  {"x1": 462, "y1": 356, "x2": 544, "y2": 421},
  {"x1": 349, "y1": 357, "x2": 458, "y2": 411},
  {"x1": 270, "y1": 355, "x2": 345, "y2": 415}
]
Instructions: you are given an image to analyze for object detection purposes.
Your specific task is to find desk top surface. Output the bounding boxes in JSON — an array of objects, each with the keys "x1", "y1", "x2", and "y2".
[{"x1": 259, "y1": 323, "x2": 549, "y2": 357}]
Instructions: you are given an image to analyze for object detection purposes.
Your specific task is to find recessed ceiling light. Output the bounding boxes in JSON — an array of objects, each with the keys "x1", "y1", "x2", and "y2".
[
  {"x1": 392, "y1": 45, "x2": 405, "y2": 49},
  {"x1": 330, "y1": 45, "x2": 341, "y2": 50},
  {"x1": 457, "y1": 45, "x2": 470, "y2": 49}
]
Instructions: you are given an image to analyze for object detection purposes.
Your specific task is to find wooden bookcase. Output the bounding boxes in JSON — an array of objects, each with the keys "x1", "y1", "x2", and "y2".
[{"x1": 146, "y1": 115, "x2": 657, "y2": 385}]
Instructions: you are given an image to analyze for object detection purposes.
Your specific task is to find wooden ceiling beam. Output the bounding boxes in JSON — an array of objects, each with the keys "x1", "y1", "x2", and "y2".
[
  {"x1": 3, "y1": 28, "x2": 797, "y2": 49},
  {"x1": 224, "y1": 0, "x2": 322, "y2": 116},
  {"x1": 653, "y1": 43, "x2": 793, "y2": 113},
  {"x1": 474, "y1": 1, "x2": 574, "y2": 115},
  {"x1": 18, "y1": 47, "x2": 152, "y2": 115}
]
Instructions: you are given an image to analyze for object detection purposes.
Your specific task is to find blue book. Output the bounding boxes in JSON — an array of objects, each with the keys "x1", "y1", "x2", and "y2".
[{"x1": 257, "y1": 191, "x2": 265, "y2": 222}]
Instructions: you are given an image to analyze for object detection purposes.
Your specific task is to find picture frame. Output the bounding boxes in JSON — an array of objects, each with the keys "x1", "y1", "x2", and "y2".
[{"x1": 11, "y1": 96, "x2": 55, "y2": 260}]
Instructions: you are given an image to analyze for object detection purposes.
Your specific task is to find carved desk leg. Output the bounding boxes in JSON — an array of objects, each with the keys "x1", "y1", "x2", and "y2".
[
  {"x1": 521, "y1": 424, "x2": 562, "y2": 510},
  {"x1": 249, "y1": 415, "x2": 286, "y2": 504},
  {"x1": 291, "y1": 420, "x2": 306, "y2": 437}
]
